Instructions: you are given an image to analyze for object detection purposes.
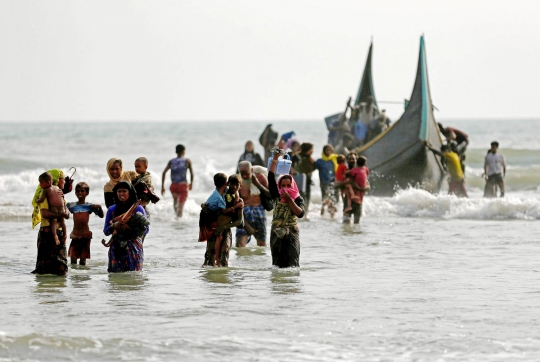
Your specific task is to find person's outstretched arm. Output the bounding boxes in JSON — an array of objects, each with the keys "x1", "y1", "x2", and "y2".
[{"x1": 187, "y1": 159, "x2": 194, "y2": 190}]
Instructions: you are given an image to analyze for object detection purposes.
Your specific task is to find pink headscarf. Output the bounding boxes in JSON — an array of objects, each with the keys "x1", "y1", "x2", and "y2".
[{"x1": 277, "y1": 174, "x2": 300, "y2": 203}]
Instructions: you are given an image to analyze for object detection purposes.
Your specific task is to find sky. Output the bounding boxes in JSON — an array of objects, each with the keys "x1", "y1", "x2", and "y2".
[{"x1": 1, "y1": 0, "x2": 539, "y2": 122}]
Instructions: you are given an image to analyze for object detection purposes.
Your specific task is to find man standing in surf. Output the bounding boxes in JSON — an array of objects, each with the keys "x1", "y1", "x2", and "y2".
[
  {"x1": 484, "y1": 141, "x2": 506, "y2": 198},
  {"x1": 161, "y1": 144, "x2": 194, "y2": 217},
  {"x1": 236, "y1": 161, "x2": 269, "y2": 247}
]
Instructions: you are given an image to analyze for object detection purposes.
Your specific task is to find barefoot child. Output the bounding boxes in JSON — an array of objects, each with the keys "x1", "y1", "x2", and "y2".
[
  {"x1": 335, "y1": 155, "x2": 360, "y2": 212},
  {"x1": 36, "y1": 172, "x2": 67, "y2": 245},
  {"x1": 66, "y1": 182, "x2": 104, "y2": 265}
]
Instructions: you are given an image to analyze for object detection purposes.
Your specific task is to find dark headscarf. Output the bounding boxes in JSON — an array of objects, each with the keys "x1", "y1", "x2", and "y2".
[{"x1": 112, "y1": 181, "x2": 138, "y2": 215}]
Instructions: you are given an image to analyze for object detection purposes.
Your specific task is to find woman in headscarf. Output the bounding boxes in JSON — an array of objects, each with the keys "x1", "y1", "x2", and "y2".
[
  {"x1": 103, "y1": 181, "x2": 149, "y2": 272},
  {"x1": 268, "y1": 152, "x2": 305, "y2": 268},
  {"x1": 31, "y1": 169, "x2": 70, "y2": 275},
  {"x1": 103, "y1": 157, "x2": 138, "y2": 208}
]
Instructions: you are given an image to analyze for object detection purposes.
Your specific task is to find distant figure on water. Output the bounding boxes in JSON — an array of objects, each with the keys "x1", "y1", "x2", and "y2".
[
  {"x1": 237, "y1": 141, "x2": 264, "y2": 172},
  {"x1": 484, "y1": 141, "x2": 506, "y2": 198},
  {"x1": 161, "y1": 145, "x2": 193, "y2": 218},
  {"x1": 259, "y1": 124, "x2": 279, "y2": 162},
  {"x1": 67, "y1": 182, "x2": 104, "y2": 266},
  {"x1": 268, "y1": 151, "x2": 305, "y2": 268},
  {"x1": 31, "y1": 169, "x2": 70, "y2": 276}
]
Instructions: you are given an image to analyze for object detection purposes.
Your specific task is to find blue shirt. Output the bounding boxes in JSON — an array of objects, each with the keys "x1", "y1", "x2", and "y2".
[
  {"x1": 314, "y1": 159, "x2": 335, "y2": 185},
  {"x1": 67, "y1": 202, "x2": 95, "y2": 214},
  {"x1": 170, "y1": 158, "x2": 188, "y2": 184},
  {"x1": 206, "y1": 188, "x2": 226, "y2": 211},
  {"x1": 354, "y1": 121, "x2": 368, "y2": 141}
]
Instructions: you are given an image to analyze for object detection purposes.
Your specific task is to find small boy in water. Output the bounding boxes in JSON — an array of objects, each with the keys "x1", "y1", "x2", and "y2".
[
  {"x1": 36, "y1": 172, "x2": 67, "y2": 245},
  {"x1": 133, "y1": 157, "x2": 155, "y2": 206},
  {"x1": 335, "y1": 155, "x2": 360, "y2": 212},
  {"x1": 66, "y1": 182, "x2": 104, "y2": 265}
]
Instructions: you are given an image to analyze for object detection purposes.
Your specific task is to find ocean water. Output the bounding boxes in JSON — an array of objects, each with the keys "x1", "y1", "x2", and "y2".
[{"x1": 1, "y1": 119, "x2": 540, "y2": 361}]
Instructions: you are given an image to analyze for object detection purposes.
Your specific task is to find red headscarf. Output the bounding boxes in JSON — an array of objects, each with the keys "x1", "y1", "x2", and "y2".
[{"x1": 277, "y1": 175, "x2": 300, "y2": 203}]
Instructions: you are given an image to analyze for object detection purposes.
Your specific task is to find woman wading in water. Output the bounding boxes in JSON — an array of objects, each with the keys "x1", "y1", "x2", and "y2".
[
  {"x1": 103, "y1": 181, "x2": 149, "y2": 272},
  {"x1": 31, "y1": 169, "x2": 70, "y2": 275},
  {"x1": 268, "y1": 151, "x2": 305, "y2": 268}
]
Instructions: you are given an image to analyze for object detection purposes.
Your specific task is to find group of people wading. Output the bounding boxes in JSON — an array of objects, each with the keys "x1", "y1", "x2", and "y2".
[{"x1": 31, "y1": 156, "x2": 159, "y2": 276}]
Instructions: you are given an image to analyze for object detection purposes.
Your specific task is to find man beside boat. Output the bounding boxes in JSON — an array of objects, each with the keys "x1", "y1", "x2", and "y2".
[
  {"x1": 438, "y1": 123, "x2": 469, "y2": 172},
  {"x1": 424, "y1": 142, "x2": 468, "y2": 198}
]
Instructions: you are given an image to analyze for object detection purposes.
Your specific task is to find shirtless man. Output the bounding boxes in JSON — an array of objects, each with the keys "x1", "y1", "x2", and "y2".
[{"x1": 236, "y1": 161, "x2": 270, "y2": 247}]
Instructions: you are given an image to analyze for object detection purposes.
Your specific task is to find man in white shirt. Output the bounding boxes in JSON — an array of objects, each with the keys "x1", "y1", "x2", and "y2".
[{"x1": 484, "y1": 141, "x2": 506, "y2": 197}]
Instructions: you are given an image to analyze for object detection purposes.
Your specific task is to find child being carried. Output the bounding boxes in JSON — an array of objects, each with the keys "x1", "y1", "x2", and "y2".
[
  {"x1": 36, "y1": 172, "x2": 67, "y2": 245},
  {"x1": 199, "y1": 174, "x2": 244, "y2": 267}
]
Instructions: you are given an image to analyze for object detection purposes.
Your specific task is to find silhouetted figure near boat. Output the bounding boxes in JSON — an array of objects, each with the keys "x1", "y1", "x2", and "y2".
[
  {"x1": 367, "y1": 109, "x2": 391, "y2": 141},
  {"x1": 237, "y1": 141, "x2": 264, "y2": 173},
  {"x1": 259, "y1": 124, "x2": 279, "y2": 162},
  {"x1": 358, "y1": 96, "x2": 378, "y2": 127},
  {"x1": 438, "y1": 123, "x2": 469, "y2": 172},
  {"x1": 326, "y1": 97, "x2": 353, "y2": 148},
  {"x1": 484, "y1": 141, "x2": 506, "y2": 198},
  {"x1": 425, "y1": 142, "x2": 468, "y2": 198}
]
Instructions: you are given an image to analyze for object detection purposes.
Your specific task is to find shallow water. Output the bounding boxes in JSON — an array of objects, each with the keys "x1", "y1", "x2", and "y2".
[{"x1": 1, "y1": 119, "x2": 540, "y2": 360}]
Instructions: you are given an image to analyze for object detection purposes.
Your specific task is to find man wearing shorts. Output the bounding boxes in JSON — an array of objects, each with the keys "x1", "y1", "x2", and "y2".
[
  {"x1": 161, "y1": 144, "x2": 194, "y2": 217},
  {"x1": 237, "y1": 161, "x2": 269, "y2": 247},
  {"x1": 484, "y1": 141, "x2": 506, "y2": 198}
]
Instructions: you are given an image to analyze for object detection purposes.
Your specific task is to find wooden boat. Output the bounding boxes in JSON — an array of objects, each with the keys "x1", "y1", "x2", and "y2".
[{"x1": 356, "y1": 36, "x2": 445, "y2": 196}]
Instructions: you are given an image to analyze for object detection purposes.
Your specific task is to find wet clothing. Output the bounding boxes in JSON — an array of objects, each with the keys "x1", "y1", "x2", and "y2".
[
  {"x1": 314, "y1": 159, "x2": 336, "y2": 185},
  {"x1": 442, "y1": 151, "x2": 464, "y2": 181},
  {"x1": 169, "y1": 157, "x2": 188, "y2": 184},
  {"x1": 203, "y1": 229, "x2": 232, "y2": 267},
  {"x1": 66, "y1": 202, "x2": 97, "y2": 260},
  {"x1": 448, "y1": 179, "x2": 468, "y2": 198},
  {"x1": 170, "y1": 182, "x2": 188, "y2": 203},
  {"x1": 485, "y1": 152, "x2": 506, "y2": 176},
  {"x1": 104, "y1": 205, "x2": 148, "y2": 272},
  {"x1": 31, "y1": 169, "x2": 64, "y2": 229},
  {"x1": 320, "y1": 183, "x2": 339, "y2": 204},
  {"x1": 206, "y1": 189, "x2": 226, "y2": 211},
  {"x1": 236, "y1": 204, "x2": 267, "y2": 243},
  {"x1": 68, "y1": 238, "x2": 91, "y2": 260},
  {"x1": 103, "y1": 182, "x2": 149, "y2": 272},
  {"x1": 268, "y1": 171, "x2": 304, "y2": 268},
  {"x1": 348, "y1": 166, "x2": 369, "y2": 203},
  {"x1": 343, "y1": 196, "x2": 363, "y2": 224},
  {"x1": 335, "y1": 164, "x2": 348, "y2": 182},
  {"x1": 32, "y1": 227, "x2": 68, "y2": 276}
]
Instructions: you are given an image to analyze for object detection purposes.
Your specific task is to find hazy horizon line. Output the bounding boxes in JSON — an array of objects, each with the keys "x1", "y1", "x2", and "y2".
[{"x1": 1, "y1": 117, "x2": 539, "y2": 124}]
